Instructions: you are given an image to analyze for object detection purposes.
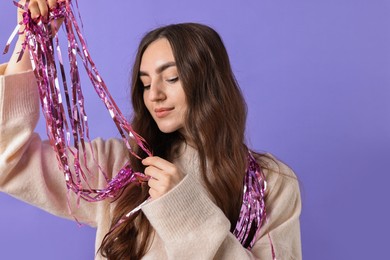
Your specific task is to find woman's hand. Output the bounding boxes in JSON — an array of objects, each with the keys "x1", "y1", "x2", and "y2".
[
  {"x1": 19, "y1": 0, "x2": 59, "y2": 22},
  {"x1": 18, "y1": 0, "x2": 64, "y2": 34},
  {"x1": 142, "y1": 156, "x2": 185, "y2": 200},
  {"x1": 4, "y1": 0, "x2": 64, "y2": 75}
]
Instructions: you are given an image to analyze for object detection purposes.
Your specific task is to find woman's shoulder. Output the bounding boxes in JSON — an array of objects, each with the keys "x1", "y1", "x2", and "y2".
[
  {"x1": 255, "y1": 153, "x2": 297, "y2": 178},
  {"x1": 253, "y1": 152, "x2": 300, "y2": 198}
]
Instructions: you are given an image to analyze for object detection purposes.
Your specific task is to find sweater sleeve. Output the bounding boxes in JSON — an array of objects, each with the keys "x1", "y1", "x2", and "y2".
[
  {"x1": 0, "y1": 64, "x2": 128, "y2": 227},
  {"x1": 141, "y1": 155, "x2": 302, "y2": 260}
]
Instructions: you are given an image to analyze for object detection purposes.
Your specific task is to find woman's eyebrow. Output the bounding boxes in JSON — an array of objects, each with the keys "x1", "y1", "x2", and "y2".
[{"x1": 139, "y1": 61, "x2": 176, "y2": 76}]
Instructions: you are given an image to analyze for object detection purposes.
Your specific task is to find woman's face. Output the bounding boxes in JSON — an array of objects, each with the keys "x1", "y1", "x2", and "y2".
[{"x1": 140, "y1": 38, "x2": 187, "y2": 134}]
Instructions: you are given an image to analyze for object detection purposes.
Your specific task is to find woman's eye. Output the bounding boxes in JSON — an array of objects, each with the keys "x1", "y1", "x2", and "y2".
[
  {"x1": 166, "y1": 77, "x2": 179, "y2": 84},
  {"x1": 143, "y1": 85, "x2": 151, "y2": 90}
]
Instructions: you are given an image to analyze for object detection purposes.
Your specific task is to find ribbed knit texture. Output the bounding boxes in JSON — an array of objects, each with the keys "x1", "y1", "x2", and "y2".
[{"x1": 0, "y1": 69, "x2": 39, "y2": 122}]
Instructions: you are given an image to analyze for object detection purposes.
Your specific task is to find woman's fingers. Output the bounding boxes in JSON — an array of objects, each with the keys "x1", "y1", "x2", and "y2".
[
  {"x1": 47, "y1": 0, "x2": 58, "y2": 10},
  {"x1": 146, "y1": 175, "x2": 172, "y2": 199},
  {"x1": 36, "y1": 0, "x2": 49, "y2": 19},
  {"x1": 142, "y1": 156, "x2": 185, "y2": 200},
  {"x1": 28, "y1": 1, "x2": 41, "y2": 19},
  {"x1": 144, "y1": 165, "x2": 164, "y2": 181},
  {"x1": 145, "y1": 166, "x2": 168, "y2": 199},
  {"x1": 26, "y1": 0, "x2": 61, "y2": 20},
  {"x1": 142, "y1": 156, "x2": 175, "y2": 171},
  {"x1": 17, "y1": 0, "x2": 65, "y2": 36}
]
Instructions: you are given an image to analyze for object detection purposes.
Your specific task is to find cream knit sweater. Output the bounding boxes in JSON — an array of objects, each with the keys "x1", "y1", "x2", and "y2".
[{"x1": 0, "y1": 64, "x2": 302, "y2": 259}]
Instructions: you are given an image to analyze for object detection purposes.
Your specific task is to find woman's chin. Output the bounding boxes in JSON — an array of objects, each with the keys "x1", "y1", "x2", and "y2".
[
  {"x1": 157, "y1": 124, "x2": 184, "y2": 135},
  {"x1": 157, "y1": 126, "x2": 178, "y2": 134}
]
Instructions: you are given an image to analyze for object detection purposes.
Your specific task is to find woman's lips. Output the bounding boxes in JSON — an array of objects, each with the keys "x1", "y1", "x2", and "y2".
[{"x1": 154, "y1": 107, "x2": 174, "y2": 118}]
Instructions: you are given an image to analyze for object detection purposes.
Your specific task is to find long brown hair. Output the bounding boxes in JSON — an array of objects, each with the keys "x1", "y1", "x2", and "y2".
[{"x1": 100, "y1": 23, "x2": 249, "y2": 259}]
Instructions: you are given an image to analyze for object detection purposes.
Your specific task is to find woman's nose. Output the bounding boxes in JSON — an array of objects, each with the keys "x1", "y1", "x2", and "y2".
[{"x1": 148, "y1": 82, "x2": 166, "y2": 101}]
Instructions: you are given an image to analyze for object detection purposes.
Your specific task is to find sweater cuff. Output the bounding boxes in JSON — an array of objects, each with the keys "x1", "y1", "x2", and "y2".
[
  {"x1": 141, "y1": 173, "x2": 228, "y2": 242},
  {"x1": 0, "y1": 68, "x2": 39, "y2": 122}
]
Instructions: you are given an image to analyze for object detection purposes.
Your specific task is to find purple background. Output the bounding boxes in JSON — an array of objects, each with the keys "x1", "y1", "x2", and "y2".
[{"x1": 1, "y1": 0, "x2": 390, "y2": 259}]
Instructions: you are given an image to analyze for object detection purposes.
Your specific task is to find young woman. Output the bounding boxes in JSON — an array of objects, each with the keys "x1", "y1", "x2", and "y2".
[{"x1": 0, "y1": 0, "x2": 301, "y2": 259}]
